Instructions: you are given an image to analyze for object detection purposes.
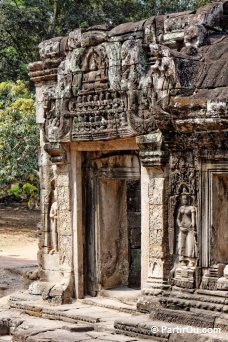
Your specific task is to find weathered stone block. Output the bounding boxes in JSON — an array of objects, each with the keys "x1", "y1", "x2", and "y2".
[
  {"x1": 215, "y1": 315, "x2": 228, "y2": 332},
  {"x1": 153, "y1": 308, "x2": 216, "y2": 328},
  {"x1": 58, "y1": 209, "x2": 72, "y2": 235},
  {"x1": 68, "y1": 29, "x2": 83, "y2": 49},
  {"x1": 148, "y1": 178, "x2": 165, "y2": 205},
  {"x1": 55, "y1": 169, "x2": 70, "y2": 188},
  {"x1": 149, "y1": 206, "x2": 164, "y2": 234},
  {"x1": 59, "y1": 235, "x2": 73, "y2": 268},
  {"x1": 40, "y1": 269, "x2": 61, "y2": 283},
  {"x1": 41, "y1": 253, "x2": 60, "y2": 271},
  {"x1": 56, "y1": 187, "x2": 71, "y2": 210}
]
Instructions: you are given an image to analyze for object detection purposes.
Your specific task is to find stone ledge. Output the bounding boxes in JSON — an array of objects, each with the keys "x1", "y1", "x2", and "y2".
[
  {"x1": 138, "y1": 288, "x2": 228, "y2": 315},
  {"x1": 152, "y1": 308, "x2": 216, "y2": 328},
  {"x1": 114, "y1": 317, "x2": 228, "y2": 341}
]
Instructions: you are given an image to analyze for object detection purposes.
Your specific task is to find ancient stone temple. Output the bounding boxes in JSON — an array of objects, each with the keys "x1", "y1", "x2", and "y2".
[{"x1": 28, "y1": 0, "x2": 228, "y2": 321}]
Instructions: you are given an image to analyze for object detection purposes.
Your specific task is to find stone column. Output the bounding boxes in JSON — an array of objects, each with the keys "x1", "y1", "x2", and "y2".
[
  {"x1": 137, "y1": 132, "x2": 170, "y2": 306},
  {"x1": 42, "y1": 144, "x2": 74, "y2": 304},
  {"x1": 38, "y1": 130, "x2": 56, "y2": 279}
]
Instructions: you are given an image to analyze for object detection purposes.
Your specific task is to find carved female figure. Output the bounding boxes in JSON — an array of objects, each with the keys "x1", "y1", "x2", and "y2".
[
  {"x1": 49, "y1": 189, "x2": 58, "y2": 254},
  {"x1": 177, "y1": 189, "x2": 198, "y2": 267}
]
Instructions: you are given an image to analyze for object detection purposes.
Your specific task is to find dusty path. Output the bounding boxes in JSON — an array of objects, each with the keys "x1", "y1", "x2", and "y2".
[{"x1": 0, "y1": 204, "x2": 39, "y2": 301}]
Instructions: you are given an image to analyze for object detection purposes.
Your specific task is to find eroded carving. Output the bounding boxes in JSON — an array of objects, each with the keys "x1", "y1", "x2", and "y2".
[
  {"x1": 168, "y1": 153, "x2": 199, "y2": 289},
  {"x1": 49, "y1": 181, "x2": 58, "y2": 254},
  {"x1": 177, "y1": 188, "x2": 198, "y2": 267}
]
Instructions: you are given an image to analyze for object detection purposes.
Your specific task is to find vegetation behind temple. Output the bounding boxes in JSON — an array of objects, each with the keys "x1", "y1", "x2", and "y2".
[
  {"x1": 0, "y1": 81, "x2": 39, "y2": 206},
  {"x1": 0, "y1": 0, "x2": 211, "y2": 205}
]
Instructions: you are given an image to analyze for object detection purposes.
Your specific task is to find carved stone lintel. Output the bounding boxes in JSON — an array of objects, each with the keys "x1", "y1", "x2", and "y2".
[{"x1": 44, "y1": 143, "x2": 67, "y2": 165}]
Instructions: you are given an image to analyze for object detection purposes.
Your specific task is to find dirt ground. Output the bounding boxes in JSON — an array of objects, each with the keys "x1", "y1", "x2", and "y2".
[{"x1": 0, "y1": 204, "x2": 40, "y2": 303}]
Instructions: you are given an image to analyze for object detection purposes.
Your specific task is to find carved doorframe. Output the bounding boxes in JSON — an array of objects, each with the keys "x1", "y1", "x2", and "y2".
[
  {"x1": 84, "y1": 153, "x2": 141, "y2": 295},
  {"x1": 201, "y1": 163, "x2": 228, "y2": 268}
]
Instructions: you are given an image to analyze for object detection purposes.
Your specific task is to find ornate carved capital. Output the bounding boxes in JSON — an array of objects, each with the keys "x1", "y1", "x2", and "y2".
[
  {"x1": 136, "y1": 131, "x2": 169, "y2": 167},
  {"x1": 44, "y1": 143, "x2": 67, "y2": 164}
]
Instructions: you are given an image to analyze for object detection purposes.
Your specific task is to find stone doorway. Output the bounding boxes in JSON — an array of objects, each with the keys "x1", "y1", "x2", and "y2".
[{"x1": 83, "y1": 153, "x2": 141, "y2": 296}]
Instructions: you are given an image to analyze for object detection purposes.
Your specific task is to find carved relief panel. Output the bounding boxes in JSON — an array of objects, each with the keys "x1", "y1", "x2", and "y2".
[{"x1": 168, "y1": 152, "x2": 199, "y2": 288}]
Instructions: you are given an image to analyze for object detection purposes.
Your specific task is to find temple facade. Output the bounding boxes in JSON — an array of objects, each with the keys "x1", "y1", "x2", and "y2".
[{"x1": 28, "y1": 0, "x2": 228, "y2": 317}]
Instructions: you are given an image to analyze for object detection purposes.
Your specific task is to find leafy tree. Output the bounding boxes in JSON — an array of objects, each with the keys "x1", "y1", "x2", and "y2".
[
  {"x1": 0, "y1": 80, "x2": 39, "y2": 201},
  {"x1": 0, "y1": 0, "x2": 51, "y2": 81},
  {"x1": 138, "y1": 0, "x2": 212, "y2": 17}
]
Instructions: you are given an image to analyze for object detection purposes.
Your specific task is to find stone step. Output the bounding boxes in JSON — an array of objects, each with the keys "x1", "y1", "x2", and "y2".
[
  {"x1": 114, "y1": 315, "x2": 228, "y2": 341},
  {"x1": 8, "y1": 291, "x2": 144, "y2": 333},
  {"x1": 8, "y1": 292, "x2": 228, "y2": 341},
  {"x1": 159, "y1": 289, "x2": 228, "y2": 313},
  {"x1": 0, "y1": 307, "x2": 147, "y2": 342},
  {"x1": 152, "y1": 307, "x2": 218, "y2": 328}
]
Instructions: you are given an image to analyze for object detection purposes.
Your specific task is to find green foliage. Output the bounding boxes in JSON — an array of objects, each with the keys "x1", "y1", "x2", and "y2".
[
  {"x1": 0, "y1": 0, "x2": 51, "y2": 81},
  {"x1": 0, "y1": 80, "x2": 39, "y2": 202},
  {"x1": 8, "y1": 183, "x2": 22, "y2": 197},
  {"x1": 0, "y1": 0, "x2": 211, "y2": 83},
  {"x1": 22, "y1": 182, "x2": 38, "y2": 197},
  {"x1": 7, "y1": 182, "x2": 39, "y2": 208}
]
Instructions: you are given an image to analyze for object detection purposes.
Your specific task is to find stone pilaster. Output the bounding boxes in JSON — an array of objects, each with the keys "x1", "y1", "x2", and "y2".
[
  {"x1": 137, "y1": 131, "x2": 170, "y2": 298},
  {"x1": 29, "y1": 140, "x2": 74, "y2": 304}
]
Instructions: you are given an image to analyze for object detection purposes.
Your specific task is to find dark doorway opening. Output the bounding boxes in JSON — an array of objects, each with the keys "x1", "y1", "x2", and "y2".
[{"x1": 127, "y1": 180, "x2": 141, "y2": 288}]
